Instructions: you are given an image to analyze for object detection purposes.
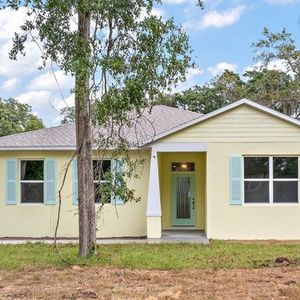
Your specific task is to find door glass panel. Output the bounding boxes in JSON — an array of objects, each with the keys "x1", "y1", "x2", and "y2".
[
  {"x1": 176, "y1": 177, "x2": 191, "y2": 219},
  {"x1": 172, "y1": 162, "x2": 195, "y2": 172}
]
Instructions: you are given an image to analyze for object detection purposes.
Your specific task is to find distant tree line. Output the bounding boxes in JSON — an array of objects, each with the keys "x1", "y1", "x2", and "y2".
[
  {"x1": 155, "y1": 28, "x2": 300, "y2": 119},
  {"x1": 0, "y1": 98, "x2": 44, "y2": 137}
]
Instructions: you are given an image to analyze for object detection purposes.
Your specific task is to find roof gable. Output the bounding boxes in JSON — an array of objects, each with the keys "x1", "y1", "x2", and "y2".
[{"x1": 148, "y1": 99, "x2": 300, "y2": 144}]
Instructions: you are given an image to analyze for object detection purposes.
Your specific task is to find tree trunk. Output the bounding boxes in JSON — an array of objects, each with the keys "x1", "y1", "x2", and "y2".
[{"x1": 75, "y1": 8, "x2": 96, "y2": 257}]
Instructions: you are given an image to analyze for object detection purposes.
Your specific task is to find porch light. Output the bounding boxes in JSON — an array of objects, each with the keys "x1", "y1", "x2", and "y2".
[{"x1": 181, "y1": 163, "x2": 187, "y2": 169}]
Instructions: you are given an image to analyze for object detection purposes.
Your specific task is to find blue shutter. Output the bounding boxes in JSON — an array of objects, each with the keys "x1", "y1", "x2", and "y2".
[
  {"x1": 6, "y1": 159, "x2": 17, "y2": 205},
  {"x1": 111, "y1": 159, "x2": 124, "y2": 205},
  {"x1": 229, "y1": 156, "x2": 243, "y2": 205},
  {"x1": 72, "y1": 159, "x2": 78, "y2": 205},
  {"x1": 44, "y1": 159, "x2": 56, "y2": 205}
]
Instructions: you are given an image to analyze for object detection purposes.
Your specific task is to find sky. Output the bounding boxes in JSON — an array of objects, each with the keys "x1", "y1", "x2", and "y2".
[{"x1": 0, "y1": 0, "x2": 299, "y2": 127}]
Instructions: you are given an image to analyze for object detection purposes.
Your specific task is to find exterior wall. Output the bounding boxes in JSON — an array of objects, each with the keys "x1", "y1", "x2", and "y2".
[
  {"x1": 158, "y1": 104, "x2": 300, "y2": 240},
  {"x1": 159, "y1": 152, "x2": 206, "y2": 230},
  {"x1": 206, "y1": 143, "x2": 300, "y2": 240},
  {"x1": 160, "y1": 105, "x2": 300, "y2": 143},
  {"x1": 0, "y1": 150, "x2": 150, "y2": 238},
  {"x1": 1, "y1": 104, "x2": 300, "y2": 240}
]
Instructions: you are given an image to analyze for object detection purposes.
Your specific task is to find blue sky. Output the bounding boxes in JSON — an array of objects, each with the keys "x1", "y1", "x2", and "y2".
[{"x1": 0, "y1": 0, "x2": 299, "y2": 126}]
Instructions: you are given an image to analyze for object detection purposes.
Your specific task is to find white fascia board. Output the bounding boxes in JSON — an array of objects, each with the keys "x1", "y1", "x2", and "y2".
[{"x1": 152, "y1": 142, "x2": 207, "y2": 152}]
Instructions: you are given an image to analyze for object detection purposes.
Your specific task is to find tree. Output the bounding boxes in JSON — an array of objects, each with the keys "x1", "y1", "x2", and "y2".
[
  {"x1": 244, "y1": 68, "x2": 299, "y2": 116},
  {"x1": 156, "y1": 29, "x2": 300, "y2": 119},
  {"x1": 157, "y1": 70, "x2": 245, "y2": 114},
  {"x1": 0, "y1": 97, "x2": 44, "y2": 137},
  {"x1": 60, "y1": 106, "x2": 75, "y2": 124},
  {"x1": 2, "y1": 0, "x2": 203, "y2": 257},
  {"x1": 252, "y1": 28, "x2": 300, "y2": 118}
]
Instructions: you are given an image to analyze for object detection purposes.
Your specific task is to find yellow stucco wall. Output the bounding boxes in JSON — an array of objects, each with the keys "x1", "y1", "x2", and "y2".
[
  {"x1": 205, "y1": 143, "x2": 300, "y2": 240},
  {"x1": 1, "y1": 104, "x2": 300, "y2": 239},
  {"x1": 0, "y1": 150, "x2": 150, "y2": 238},
  {"x1": 159, "y1": 152, "x2": 206, "y2": 230},
  {"x1": 158, "y1": 104, "x2": 300, "y2": 240}
]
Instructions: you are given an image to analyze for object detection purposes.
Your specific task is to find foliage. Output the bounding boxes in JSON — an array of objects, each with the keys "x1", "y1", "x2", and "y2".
[
  {"x1": 253, "y1": 28, "x2": 300, "y2": 76},
  {"x1": 0, "y1": 241, "x2": 299, "y2": 270},
  {"x1": 60, "y1": 106, "x2": 75, "y2": 124},
  {"x1": 158, "y1": 70, "x2": 245, "y2": 114},
  {"x1": 155, "y1": 28, "x2": 300, "y2": 119},
  {"x1": 0, "y1": 97, "x2": 44, "y2": 137},
  {"x1": 1, "y1": 0, "x2": 199, "y2": 204},
  {"x1": 252, "y1": 28, "x2": 300, "y2": 118}
]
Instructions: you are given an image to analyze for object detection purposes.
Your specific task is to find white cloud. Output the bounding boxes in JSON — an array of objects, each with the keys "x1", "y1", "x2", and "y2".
[
  {"x1": 15, "y1": 90, "x2": 74, "y2": 126},
  {"x1": 55, "y1": 94, "x2": 75, "y2": 111},
  {"x1": 165, "y1": 0, "x2": 191, "y2": 3},
  {"x1": 0, "y1": 40, "x2": 44, "y2": 77},
  {"x1": 208, "y1": 62, "x2": 237, "y2": 76},
  {"x1": 0, "y1": 8, "x2": 44, "y2": 77},
  {"x1": 265, "y1": 0, "x2": 297, "y2": 4},
  {"x1": 28, "y1": 70, "x2": 74, "y2": 91},
  {"x1": 0, "y1": 7, "x2": 28, "y2": 41},
  {"x1": 139, "y1": 7, "x2": 165, "y2": 21},
  {"x1": 184, "y1": 5, "x2": 245, "y2": 30},
  {"x1": 151, "y1": 8, "x2": 165, "y2": 17},
  {"x1": 172, "y1": 67, "x2": 203, "y2": 92},
  {"x1": 1, "y1": 77, "x2": 20, "y2": 90},
  {"x1": 15, "y1": 90, "x2": 53, "y2": 110},
  {"x1": 244, "y1": 59, "x2": 290, "y2": 74}
]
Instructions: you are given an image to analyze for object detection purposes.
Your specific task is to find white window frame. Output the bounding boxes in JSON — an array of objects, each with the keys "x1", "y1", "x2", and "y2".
[
  {"x1": 93, "y1": 159, "x2": 112, "y2": 204},
  {"x1": 19, "y1": 159, "x2": 44, "y2": 205},
  {"x1": 243, "y1": 156, "x2": 300, "y2": 205}
]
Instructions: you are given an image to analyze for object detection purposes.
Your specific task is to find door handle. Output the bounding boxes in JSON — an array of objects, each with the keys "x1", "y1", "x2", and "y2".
[{"x1": 192, "y1": 199, "x2": 195, "y2": 210}]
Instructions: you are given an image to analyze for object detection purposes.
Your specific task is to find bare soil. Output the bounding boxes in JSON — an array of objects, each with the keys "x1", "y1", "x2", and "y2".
[{"x1": 0, "y1": 267, "x2": 300, "y2": 300}]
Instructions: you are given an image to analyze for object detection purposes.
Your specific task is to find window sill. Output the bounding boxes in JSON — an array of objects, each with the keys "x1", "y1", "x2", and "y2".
[
  {"x1": 19, "y1": 203, "x2": 45, "y2": 206},
  {"x1": 243, "y1": 203, "x2": 300, "y2": 207}
]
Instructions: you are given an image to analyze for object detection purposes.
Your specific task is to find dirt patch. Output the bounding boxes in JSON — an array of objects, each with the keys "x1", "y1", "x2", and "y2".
[{"x1": 0, "y1": 267, "x2": 300, "y2": 299}]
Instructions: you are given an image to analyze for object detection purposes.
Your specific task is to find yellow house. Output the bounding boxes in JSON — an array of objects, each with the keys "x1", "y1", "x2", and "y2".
[{"x1": 0, "y1": 99, "x2": 300, "y2": 240}]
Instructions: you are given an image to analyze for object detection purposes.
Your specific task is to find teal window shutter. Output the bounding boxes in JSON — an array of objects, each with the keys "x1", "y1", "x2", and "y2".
[
  {"x1": 112, "y1": 159, "x2": 124, "y2": 205},
  {"x1": 44, "y1": 159, "x2": 57, "y2": 205},
  {"x1": 72, "y1": 159, "x2": 78, "y2": 205},
  {"x1": 229, "y1": 156, "x2": 243, "y2": 205},
  {"x1": 6, "y1": 159, "x2": 17, "y2": 205}
]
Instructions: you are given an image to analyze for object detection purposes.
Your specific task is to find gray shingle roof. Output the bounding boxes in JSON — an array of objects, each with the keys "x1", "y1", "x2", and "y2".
[{"x1": 0, "y1": 105, "x2": 201, "y2": 150}]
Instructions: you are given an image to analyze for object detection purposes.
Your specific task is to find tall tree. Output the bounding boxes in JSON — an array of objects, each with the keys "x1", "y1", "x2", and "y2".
[
  {"x1": 0, "y1": 98, "x2": 44, "y2": 137},
  {"x1": 160, "y1": 70, "x2": 245, "y2": 114},
  {"x1": 252, "y1": 28, "x2": 300, "y2": 118},
  {"x1": 2, "y1": 0, "x2": 203, "y2": 256}
]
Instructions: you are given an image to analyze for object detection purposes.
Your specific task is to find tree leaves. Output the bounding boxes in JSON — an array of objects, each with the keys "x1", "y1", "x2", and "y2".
[{"x1": 0, "y1": 98, "x2": 44, "y2": 136}]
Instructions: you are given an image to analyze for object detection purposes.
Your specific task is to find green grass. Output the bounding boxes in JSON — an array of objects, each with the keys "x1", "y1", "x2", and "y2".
[{"x1": 0, "y1": 241, "x2": 299, "y2": 270}]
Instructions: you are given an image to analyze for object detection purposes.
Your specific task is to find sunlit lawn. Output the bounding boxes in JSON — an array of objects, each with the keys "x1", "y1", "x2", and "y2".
[{"x1": 0, "y1": 240, "x2": 299, "y2": 270}]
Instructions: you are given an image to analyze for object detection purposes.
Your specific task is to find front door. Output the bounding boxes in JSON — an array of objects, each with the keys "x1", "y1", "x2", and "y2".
[{"x1": 171, "y1": 174, "x2": 195, "y2": 227}]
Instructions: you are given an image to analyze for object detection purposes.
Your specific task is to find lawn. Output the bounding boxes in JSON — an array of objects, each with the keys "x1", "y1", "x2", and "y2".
[{"x1": 0, "y1": 240, "x2": 299, "y2": 270}]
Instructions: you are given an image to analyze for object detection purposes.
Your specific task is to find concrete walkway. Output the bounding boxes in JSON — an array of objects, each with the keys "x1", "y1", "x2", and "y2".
[{"x1": 0, "y1": 230, "x2": 209, "y2": 245}]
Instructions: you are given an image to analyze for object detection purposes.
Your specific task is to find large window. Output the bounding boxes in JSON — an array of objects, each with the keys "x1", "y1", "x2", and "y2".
[
  {"x1": 93, "y1": 160, "x2": 111, "y2": 203},
  {"x1": 244, "y1": 157, "x2": 298, "y2": 204},
  {"x1": 20, "y1": 160, "x2": 44, "y2": 203}
]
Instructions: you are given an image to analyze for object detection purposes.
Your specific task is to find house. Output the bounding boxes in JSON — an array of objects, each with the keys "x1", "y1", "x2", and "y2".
[{"x1": 0, "y1": 98, "x2": 300, "y2": 240}]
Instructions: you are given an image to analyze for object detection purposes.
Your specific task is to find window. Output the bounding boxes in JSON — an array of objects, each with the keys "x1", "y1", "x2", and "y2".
[
  {"x1": 172, "y1": 162, "x2": 195, "y2": 172},
  {"x1": 244, "y1": 157, "x2": 298, "y2": 204},
  {"x1": 20, "y1": 160, "x2": 44, "y2": 203},
  {"x1": 93, "y1": 160, "x2": 111, "y2": 203}
]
